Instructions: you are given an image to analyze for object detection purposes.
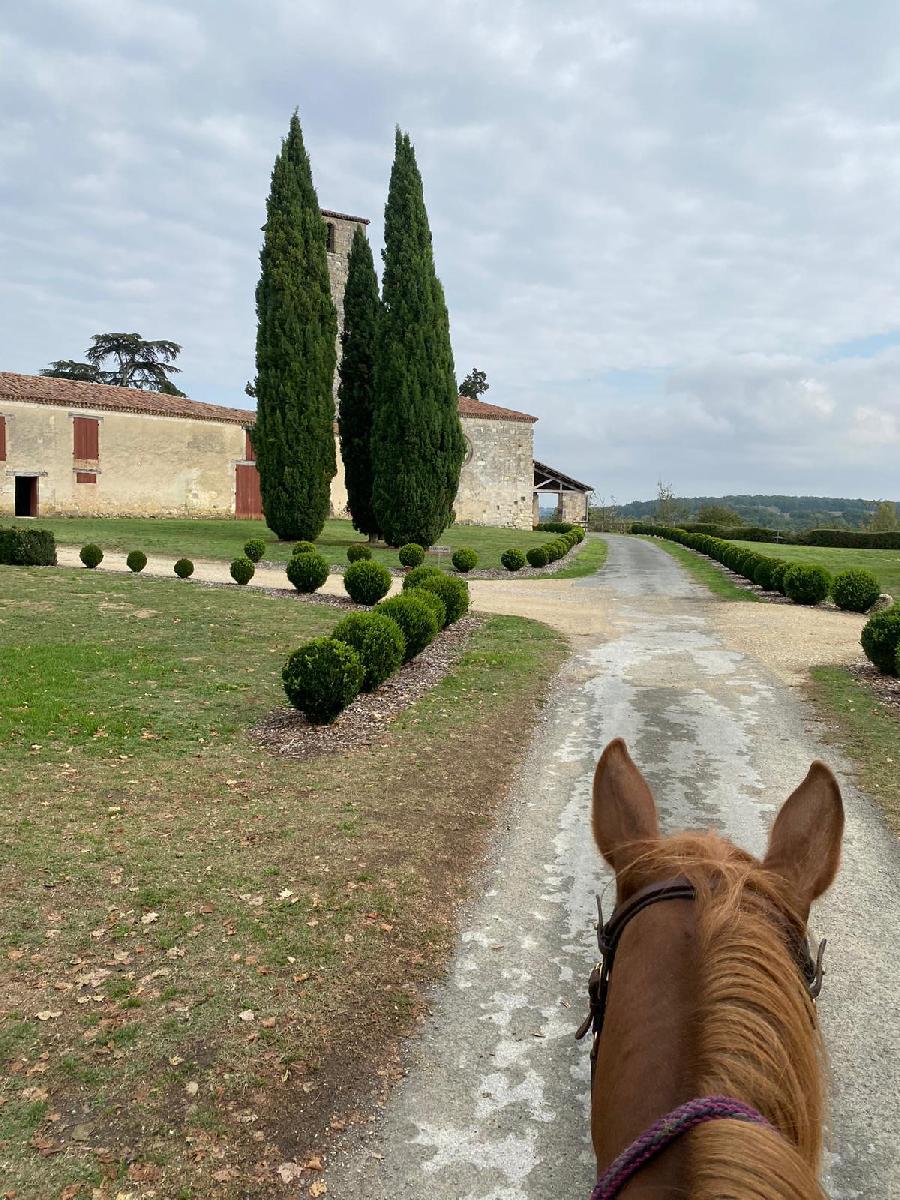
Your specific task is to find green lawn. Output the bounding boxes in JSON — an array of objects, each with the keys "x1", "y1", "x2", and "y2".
[
  {"x1": 541, "y1": 533, "x2": 607, "y2": 579},
  {"x1": 0, "y1": 566, "x2": 567, "y2": 1198},
  {"x1": 5, "y1": 515, "x2": 561, "y2": 574},
  {"x1": 637, "y1": 536, "x2": 756, "y2": 601},
  {"x1": 731, "y1": 541, "x2": 900, "y2": 595}
]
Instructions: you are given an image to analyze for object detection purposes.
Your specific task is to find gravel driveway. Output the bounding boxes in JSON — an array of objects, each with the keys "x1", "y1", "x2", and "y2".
[{"x1": 326, "y1": 534, "x2": 899, "y2": 1199}]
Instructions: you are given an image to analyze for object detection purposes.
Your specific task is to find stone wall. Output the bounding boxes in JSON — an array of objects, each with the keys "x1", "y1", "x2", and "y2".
[
  {"x1": 324, "y1": 213, "x2": 367, "y2": 405},
  {"x1": 1, "y1": 401, "x2": 246, "y2": 518},
  {"x1": 560, "y1": 490, "x2": 589, "y2": 525},
  {"x1": 454, "y1": 415, "x2": 534, "y2": 530}
]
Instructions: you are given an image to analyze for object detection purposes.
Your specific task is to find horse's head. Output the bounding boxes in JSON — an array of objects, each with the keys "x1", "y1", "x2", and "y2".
[{"x1": 586, "y1": 738, "x2": 844, "y2": 1199}]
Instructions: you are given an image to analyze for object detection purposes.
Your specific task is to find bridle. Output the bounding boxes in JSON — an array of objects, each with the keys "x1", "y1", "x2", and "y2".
[{"x1": 577, "y1": 876, "x2": 828, "y2": 1199}]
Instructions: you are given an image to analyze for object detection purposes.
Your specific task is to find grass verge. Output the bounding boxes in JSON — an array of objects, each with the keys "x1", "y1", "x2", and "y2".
[
  {"x1": 636, "y1": 536, "x2": 757, "y2": 601},
  {"x1": 538, "y1": 534, "x2": 608, "y2": 580},
  {"x1": 0, "y1": 567, "x2": 567, "y2": 1199},
  {"x1": 5, "y1": 516, "x2": 557, "y2": 574},
  {"x1": 808, "y1": 666, "x2": 900, "y2": 835},
  {"x1": 730, "y1": 541, "x2": 900, "y2": 596}
]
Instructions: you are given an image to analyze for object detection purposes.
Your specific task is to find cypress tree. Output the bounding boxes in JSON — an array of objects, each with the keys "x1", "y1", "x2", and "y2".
[
  {"x1": 337, "y1": 227, "x2": 381, "y2": 539},
  {"x1": 252, "y1": 111, "x2": 337, "y2": 541},
  {"x1": 371, "y1": 129, "x2": 465, "y2": 547}
]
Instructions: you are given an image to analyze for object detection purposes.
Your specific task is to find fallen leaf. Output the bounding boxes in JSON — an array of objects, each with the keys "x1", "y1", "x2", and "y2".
[
  {"x1": 302, "y1": 1155, "x2": 324, "y2": 1171},
  {"x1": 140, "y1": 912, "x2": 159, "y2": 926},
  {"x1": 309, "y1": 1182, "x2": 327, "y2": 1198},
  {"x1": 277, "y1": 1163, "x2": 304, "y2": 1184},
  {"x1": 239, "y1": 1010, "x2": 255, "y2": 1023},
  {"x1": 36, "y1": 1010, "x2": 62, "y2": 1022},
  {"x1": 185, "y1": 1081, "x2": 199, "y2": 1096}
]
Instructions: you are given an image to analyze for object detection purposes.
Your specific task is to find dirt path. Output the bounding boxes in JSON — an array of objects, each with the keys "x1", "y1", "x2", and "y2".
[{"x1": 325, "y1": 534, "x2": 898, "y2": 1199}]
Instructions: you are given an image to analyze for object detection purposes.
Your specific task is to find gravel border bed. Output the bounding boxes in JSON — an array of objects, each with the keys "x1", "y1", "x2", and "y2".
[
  {"x1": 848, "y1": 662, "x2": 900, "y2": 715},
  {"x1": 251, "y1": 614, "x2": 483, "y2": 759}
]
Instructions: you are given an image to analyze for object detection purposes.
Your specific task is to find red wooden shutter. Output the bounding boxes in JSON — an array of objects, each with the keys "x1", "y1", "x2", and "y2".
[
  {"x1": 76, "y1": 471, "x2": 97, "y2": 483},
  {"x1": 235, "y1": 464, "x2": 264, "y2": 518},
  {"x1": 0, "y1": 415, "x2": 6, "y2": 461},
  {"x1": 245, "y1": 429, "x2": 256, "y2": 461},
  {"x1": 73, "y1": 416, "x2": 99, "y2": 459}
]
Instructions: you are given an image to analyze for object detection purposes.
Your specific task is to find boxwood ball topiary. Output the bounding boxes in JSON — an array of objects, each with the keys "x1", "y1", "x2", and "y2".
[
  {"x1": 347, "y1": 543, "x2": 373, "y2": 563},
  {"x1": 398, "y1": 542, "x2": 426, "y2": 568},
  {"x1": 331, "y1": 610, "x2": 405, "y2": 690},
  {"x1": 452, "y1": 547, "x2": 478, "y2": 573},
  {"x1": 174, "y1": 558, "x2": 195, "y2": 579},
  {"x1": 501, "y1": 548, "x2": 527, "y2": 572},
  {"x1": 831, "y1": 568, "x2": 881, "y2": 613},
  {"x1": 377, "y1": 593, "x2": 440, "y2": 660},
  {"x1": 244, "y1": 538, "x2": 266, "y2": 563},
  {"x1": 287, "y1": 551, "x2": 329, "y2": 593},
  {"x1": 402, "y1": 564, "x2": 443, "y2": 591},
  {"x1": 417, "y1": 573, "x2": 469, "y2": 625},
  {"x1": 126, "y1": 550, "x2": 147, "y2": 574},
  {"x1": 860, "y1": 605, "x2": 900, "y2": 675},
  {"x1": 527, "y1": 546, "x2": 549, "y2": 569},
  {"x1": 282, "y1": 637, "x2": 364, "y2": 723},
  {"x1": 751, "y1": 557, "x2": 777, "y2": 590},
  {"x1": 784, "y1": 564, "x2": 831, "y2": 606},
  {"x1": 231, "y1": 556, "x2": 255, "y2": 586},
  {"x1": 80, "y1": 543, "x2": 103, "y2": 569},
  {"x1": 406, "y1": 585, "x2": 446, "y2": 629},
  {"x1": 770, "y1": 561, "x2": 790, "y2": 594},
  {"x1": 293, "y1": 540, "x2": 317, "y2": 557},
  {"x1": 344, "y1": 558, "x2": 392, "y2": 605}
]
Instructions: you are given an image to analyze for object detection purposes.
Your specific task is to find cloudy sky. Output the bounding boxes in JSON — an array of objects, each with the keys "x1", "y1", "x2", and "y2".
[{"x1": 3, "y1": 0, "x2": 900, "y2": 503}]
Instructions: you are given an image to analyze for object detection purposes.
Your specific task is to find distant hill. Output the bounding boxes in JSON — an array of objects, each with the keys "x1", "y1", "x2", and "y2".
[{"x1": 613, "y1": 494, "x2": 897, "y2": 531}]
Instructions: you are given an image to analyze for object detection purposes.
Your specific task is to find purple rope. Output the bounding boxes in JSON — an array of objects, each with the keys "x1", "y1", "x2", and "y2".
[{"x1": 590, "y1": 1095, "x2": 771, "y2": 1200}]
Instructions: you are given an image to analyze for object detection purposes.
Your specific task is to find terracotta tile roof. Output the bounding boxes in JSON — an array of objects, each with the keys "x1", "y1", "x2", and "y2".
[
  {"x1": 321, "y1": 208, "x2": 370, "y2": 226},
  {"x1": 457, "y1": 395, "x2": 537, "y2": 424},
  {"x1": 0, "y1": 372, "x2": 255, "y2": 426}
]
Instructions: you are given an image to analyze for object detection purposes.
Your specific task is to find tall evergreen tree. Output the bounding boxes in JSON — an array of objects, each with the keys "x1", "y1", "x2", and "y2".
[
  {"x1": 252, "y1": 111, "x2": 337, "y2": 541},
  {"x1": 371, "y1": 129, "x2": 465, "y2": 547},
  {"x1": 337, "y1": 228, "x2": 381, "y2": 539}
]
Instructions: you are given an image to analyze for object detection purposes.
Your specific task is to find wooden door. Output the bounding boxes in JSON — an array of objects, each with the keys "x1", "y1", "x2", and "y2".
[{"x1": 235, "y1": 464, "x2": 264, "y2": 519}]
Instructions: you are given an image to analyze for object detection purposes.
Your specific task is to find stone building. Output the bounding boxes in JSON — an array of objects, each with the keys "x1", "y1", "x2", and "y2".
[{"x1": 0, "y1": 208, "x2": 581, "y2": 531}]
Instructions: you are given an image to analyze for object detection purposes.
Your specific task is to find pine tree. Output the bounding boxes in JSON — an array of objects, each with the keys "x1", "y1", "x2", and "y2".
[
  {"x1": 252, "y1": 112, "x2": 336, "y2": 541},
  {"x1": 337, "y1": 228, "x2": 381, "y2": 539},
  {"x1": 371, "y1": 129, "x2": 465, "y2": 547}
]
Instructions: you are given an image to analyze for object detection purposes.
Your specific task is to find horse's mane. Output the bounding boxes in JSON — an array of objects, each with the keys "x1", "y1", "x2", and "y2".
[{"x1": 620, "y1": 832, "x2": 828, "y2": 1200}]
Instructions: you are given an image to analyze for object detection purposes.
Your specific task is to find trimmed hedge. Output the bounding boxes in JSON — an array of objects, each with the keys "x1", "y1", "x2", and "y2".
[
  {"x1": 126, "y1": 550, "x2": 147, "y2": 573},
  {"x1": 377, "y1": 592, "x2": 440, "y2": 661},
  {"x1": 398, "y1": 542, "x2": 426, "y2": 568},
  {"x1": 293, "y1": 540, "x2": 317, "y2": 557},
  {"x1": 230, "y1": 556, "x2": 255, "y2": 585},
  {"x1": 861, "y1": 606, "x2": 900, "y2": 675},
  {"x1": 402, "y1": 564, "x2": 443, "y2": 591},
  {"x1": 831, "y1": 569, "x2": 881, "y2": 613},
  {"x1": 501, "y1": 548, "x2": 527, "y2": 572},
  {"x1": 332, "y1": 611, "x2": 405, "y2": 690},
  {"x1": 287, "y1": 551, "x2": 329, "y2": 593},
  {"x1": 347, "y1": 543, "x2": 373, "y2": 563},
  {"x1": 416, "y1": 573, "x2": 469, "y2": 625},
  {"x1": 452, "y1": 547, "x2": 478, "y2": 573},
  {"x1": 0, "y1": 527, "x2": 57, "y2": 566},
  {"x1": 526, "y1": 546, "x2": 549, "y2": 568},
  {"x1": 80, "y1": 544, "x2": 103, "y2": 569},
  {"x1": 406, "y1": 585, "x2": 446, "y2": 629},
  {"x1": 174, "y1": 558, "x2": 195, "y2": 580},
  {"x1": 344, "y1": 559, "x2": 392, "y2": 606},
  {"x1": 282, "y1": 638, "x2": 364, "y2": 723},
  {"x1": 783, "y1": 564, "x2": 830, "y2": 606},
  {"x1": 244, "y1": 538, "x2": 266, "y2": 563}
]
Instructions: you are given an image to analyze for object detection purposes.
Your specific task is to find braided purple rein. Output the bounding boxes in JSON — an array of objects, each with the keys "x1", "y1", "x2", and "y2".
[{"x1": 590, "y1": 1095, "x2": 771, "y2": 1200}]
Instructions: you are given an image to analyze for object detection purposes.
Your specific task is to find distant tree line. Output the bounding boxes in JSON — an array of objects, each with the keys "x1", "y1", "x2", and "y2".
[{"x1": 606, "y1": 492, "x2": 899, "y2": 533}]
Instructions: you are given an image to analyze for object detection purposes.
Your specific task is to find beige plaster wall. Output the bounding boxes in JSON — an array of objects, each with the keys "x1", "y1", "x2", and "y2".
[
  {"x1": 454, "y1": 415, "x2": 534, "y2": 530},
  {"x1": 1, "y1": 401, "x2": 246, "y2": 518}
]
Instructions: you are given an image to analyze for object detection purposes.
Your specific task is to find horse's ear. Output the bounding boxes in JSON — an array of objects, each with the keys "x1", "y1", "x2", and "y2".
[
  {"x1": 764, "y1": 761, "x2": 844, "y2": 917},
  {"x1": 592, "y1": 739, "x2": 660, "y2": 874}
]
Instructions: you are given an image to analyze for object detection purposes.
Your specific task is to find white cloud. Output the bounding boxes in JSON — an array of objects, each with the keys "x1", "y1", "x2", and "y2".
[{"x1": 1, "y1": 0, "x2": 899, "y2": 499}]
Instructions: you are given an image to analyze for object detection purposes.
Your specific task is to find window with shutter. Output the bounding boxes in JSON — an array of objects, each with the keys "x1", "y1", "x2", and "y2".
[
  {"x1": 245, "y1": 429, "x2": 256, "y2": 461},
  {"x1": 73, "y1": 416, "x2": 99, "y2": 460}
]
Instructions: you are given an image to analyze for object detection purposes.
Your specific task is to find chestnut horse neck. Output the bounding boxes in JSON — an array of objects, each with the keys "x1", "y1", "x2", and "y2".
[{"x1": 591, "y1": 832, "x2": 828, "y2": 1199}]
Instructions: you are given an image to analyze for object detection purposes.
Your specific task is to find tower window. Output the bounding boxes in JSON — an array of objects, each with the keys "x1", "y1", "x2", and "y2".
[{"x1": 326, "y1": 222, "x2": 335, "y2": 252}]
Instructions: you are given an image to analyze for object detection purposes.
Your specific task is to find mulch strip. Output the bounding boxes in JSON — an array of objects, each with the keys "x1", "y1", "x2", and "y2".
[
  {"x1": 251, "y1": 615, "x2": 482, "y2": 758},
  {"x1": 847, "y1": 661, "x2": 900, "y2": 714}
]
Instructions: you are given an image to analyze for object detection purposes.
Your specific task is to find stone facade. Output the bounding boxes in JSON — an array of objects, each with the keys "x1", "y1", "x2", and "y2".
[
  {"x1": 323, "y1": 210, "x2": 368, "y2": 404},
  {"x1": 1, "y1": 396, "x2": 248, "y2": 518},
  {"x1": 455, "y1": 414, "x2": 534, "y2": 530}
]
